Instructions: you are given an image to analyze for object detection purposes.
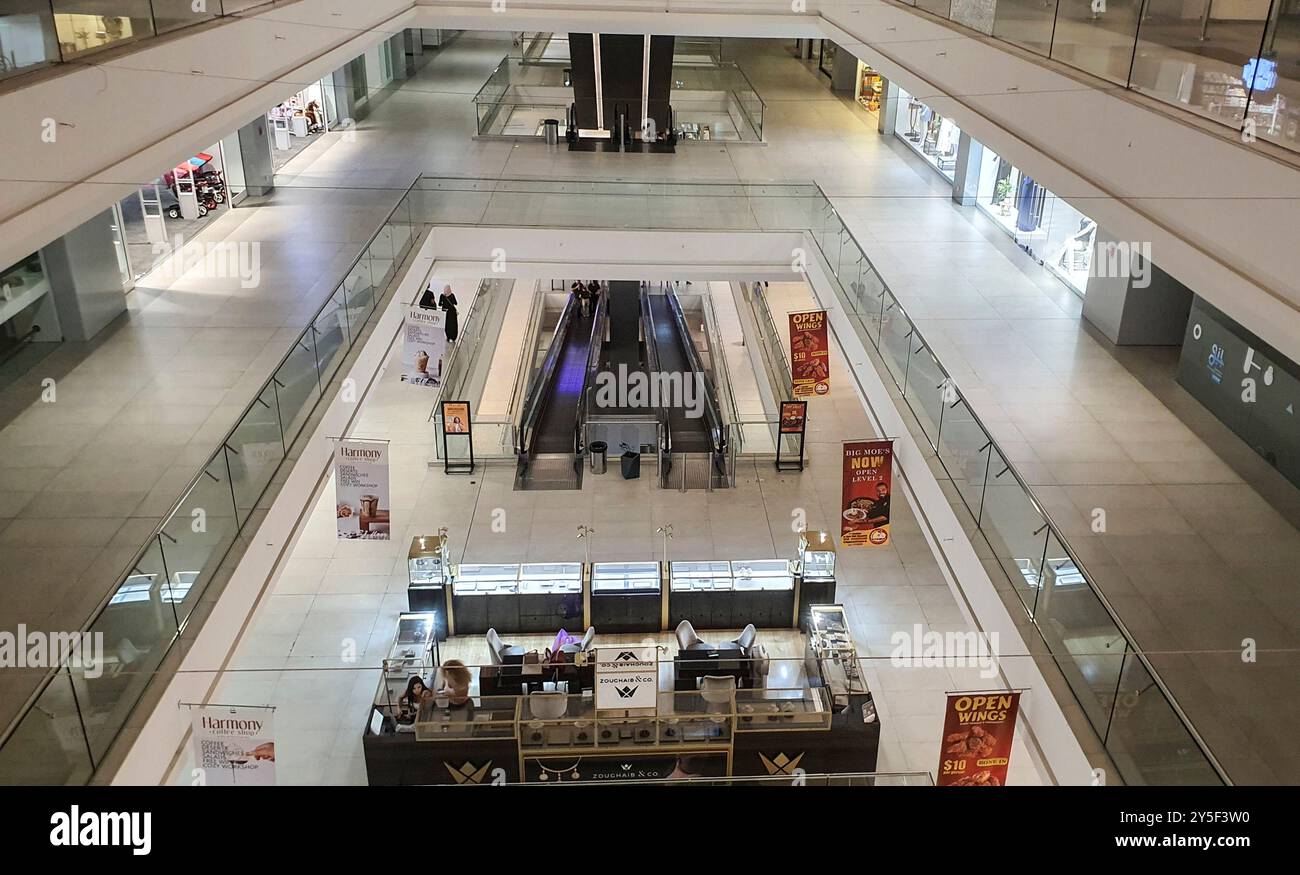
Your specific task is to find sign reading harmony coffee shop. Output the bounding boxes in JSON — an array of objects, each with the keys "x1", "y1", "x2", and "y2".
[
  {"x1": 334, "y1": 439, "x2": 391, "y2": 540},
  {"x1": 594, "y1": 646, "x2": 658, "y2": 711}
]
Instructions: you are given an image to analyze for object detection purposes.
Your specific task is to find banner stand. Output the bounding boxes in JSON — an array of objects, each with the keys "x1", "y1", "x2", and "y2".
[
  {"x1": 440, "y1": 400, "x2": 475, "y2": 474},
  {"x1": 776, "y1": 400, "x2": 808, "y2": 472}
]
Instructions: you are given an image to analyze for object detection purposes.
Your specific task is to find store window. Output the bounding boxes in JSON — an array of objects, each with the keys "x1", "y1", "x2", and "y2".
[
  {"x1": 0, "y1": 2, "x2": 59, "y2": 79},
  {"x1": 818, "y1": 40, "x2": 836, "y2": 79},
  {"x1": 975, "y1": 147, "x2": 1097, "y2": 296},
  {"x1": 51, "y1": 1, "x2": 153, "y2": 60},
  {"x1": 855, "y1": 61, "x2": 882, "y2": 115},
  {"x1": 893, "y1": 87, "x2": 961, "y2": 181},
  {"x1": 0, "y1": 251, "x2": 59, "y2": 387},
  {"x1": 266, "y1": 81, "x2": 332, "y2": 173}
]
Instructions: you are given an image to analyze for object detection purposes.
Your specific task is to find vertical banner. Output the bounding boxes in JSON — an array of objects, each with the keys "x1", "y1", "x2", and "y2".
[
  {"x1": 191, "y1": 706, "x2": 275, "y2": 786},
  {"x1": 335, "y1": 439, "x2": 391, "y2": 539},
  {"x1": 841, "y1": 439, "x2": 893, "y2": 547},
  {"x1": 789, "y1": 309, "x2": 830, "y2": 398},
  {"x1": 937, "y1": 692, "x2": 1022, "y2": 786},
  {"x1": 400, "y1": 306, "x2": 447, "y2": 387}
]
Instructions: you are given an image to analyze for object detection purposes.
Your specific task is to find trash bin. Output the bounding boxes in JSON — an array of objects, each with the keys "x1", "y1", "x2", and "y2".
[
  {"x1": 620, "y1": 448, "x2": 641, "y2": 480},
  {"x1": 543, "y1": 118, "x2": 560, "y2": 145},
  {"x1": 590, "y1": 441, "x2": 608, "y2": 474}
]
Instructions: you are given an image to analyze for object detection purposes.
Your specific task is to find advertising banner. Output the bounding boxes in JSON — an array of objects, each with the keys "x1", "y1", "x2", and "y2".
[
  {"x1": 523, "y1": 751, "x2": 728, "y2": 783},
  {"x1": 779, "y1": 400, "x2": 807, "y2": 434},
  {"x1": 841, "y1": 439, "x2": 893, "y2": 547},
  {"x1": 190, "y1": 706, "x2": 275, "y2": 786},
  {"x1": 400, "y1": 306, "x2": 447, "y2": 387},
  {"x1": 936, "y1": 692, "x2": 1022, "y2": 786},
  {"x1": 442, "y1": 401, "x2": 470, "y2": 435},
  {"x1": 594, "y1": 646, "x2": 658, "y2": 711},
  {"x1": 334, "y1": 439, "x2": 391, "y2": 540},
  {"x1": 789, "y1": 309, "x2": 830, "y2": 398}
]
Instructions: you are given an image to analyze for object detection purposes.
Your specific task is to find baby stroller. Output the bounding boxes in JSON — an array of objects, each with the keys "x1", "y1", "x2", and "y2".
[
  {"x1": 193, "y1": 169, "x2": 226, "y2": 205},
  {"x1": 162, "y1": 188, "x2": 208, "y2": 220}
]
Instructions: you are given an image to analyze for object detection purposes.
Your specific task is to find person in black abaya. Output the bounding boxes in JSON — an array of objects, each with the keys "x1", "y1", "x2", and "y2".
[
  {"x1": 437, "y1": 284, "x2": 459, "y2": 343},
  {"x1": 418, "y1": 284, "x2": 437, "y2": 309}
]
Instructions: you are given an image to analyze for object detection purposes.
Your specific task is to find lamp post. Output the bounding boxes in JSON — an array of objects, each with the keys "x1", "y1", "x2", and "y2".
[
  {"x1": 576, "y1": 525, "x2": 596, "y2": 564},
  {"x1": 655, "y1": 523, "x2": 673, "y2": 564}
]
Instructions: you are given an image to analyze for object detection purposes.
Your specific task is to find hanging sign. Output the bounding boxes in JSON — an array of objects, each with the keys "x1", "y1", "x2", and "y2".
[
  {"x1": 594, "y1": 646, "x2": 658, "y2": 711},
  {"x1": 841, "y1": 439, "x2": 893, "y2": 547},
  {"x1": 335, "y1": 439, "x2": 391, "y2": 540},
  {"x1": 789, "y1": 309, "x2": 830, "y2": 398},
  {"x1": 401, "y1": 307, "x2": 447, "y2": 387},
  {"x1": 936, "y1": 692, "x2": 1022, "y2": 786},
  {"x1": 190, "y1": 706, "x2": 275, "y2": 786}
]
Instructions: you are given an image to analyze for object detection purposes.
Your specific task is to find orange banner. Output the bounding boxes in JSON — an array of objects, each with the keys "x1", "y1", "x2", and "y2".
[
  {"x1": 789, "y1": 310, "x2": 830, "y2": 398},
  {"x1": 841, "y1": 440, "x2": 893, "y2": 547},
  {"x1": 936, "y1": 692, "x2": 1022, "y2": 787}
]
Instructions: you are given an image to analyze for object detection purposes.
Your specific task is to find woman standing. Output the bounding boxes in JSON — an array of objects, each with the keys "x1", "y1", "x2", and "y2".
[{"x1": 437, "y1": 283, "x2": 459, "y2": 343}]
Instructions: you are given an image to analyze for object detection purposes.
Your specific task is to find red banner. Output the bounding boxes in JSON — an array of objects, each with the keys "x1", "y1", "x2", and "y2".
[
  {"x1": 789, "y1": 310, "x2": 830, "y2": 398},
  {"x1": 779, "y1": 401, "x2": 807, "y2": 435},
  {"x1": 840, "y1": 440, "x2": 893, "y2": 547},
  {"x1": 936, "y1": 692, "x2": 1022, "y2": 787}
]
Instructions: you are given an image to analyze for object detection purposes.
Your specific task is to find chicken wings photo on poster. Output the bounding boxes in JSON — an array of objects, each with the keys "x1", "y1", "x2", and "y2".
[
  {"x1": 841, "y1": 439, "x2": 893, "y2": 547},
  {"x1": 789, "y1": 309, "x2": 830, "y2": 398},
  {"x1": 936, "y1": 692, "x2": 1022, "y2": 786}
]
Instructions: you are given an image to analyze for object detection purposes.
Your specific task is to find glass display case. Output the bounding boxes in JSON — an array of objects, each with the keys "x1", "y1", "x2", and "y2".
[
  {"x1": 799, "y1": 530, "x2": 836, "y2": 581},
  {"x1": 518, "y1": 563, "x2": 582, "y2": 593},
  {"x1": 454, "y1": 563, "x2": 523, "y2": 594},
  {"x1": 407, "y1": 533, "x2": 449, "y2": 629},
  {"x1": 387, "y1": 611, "x2": 438, "y2": 675},
  {"x1": 591, "y1": 561, "x2": 661, "y2": 592},
  {"x1": 731, "y1": 559, "x2": 794, "y2": 591},
  {"x1": 669, "y1": 560, "x2": 736, "y2": 592},
  {"x1": 591, "y1": 561, "x2": 662, "y2": 632}
]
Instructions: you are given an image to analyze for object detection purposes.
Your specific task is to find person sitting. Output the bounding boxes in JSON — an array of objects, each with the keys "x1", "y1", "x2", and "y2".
[
  {"x1": 436, "y1": 659, "x2": 473, "y2": 707},
  {"x1": 397, "y1": 675, "x2": 432, "y2": 722}
]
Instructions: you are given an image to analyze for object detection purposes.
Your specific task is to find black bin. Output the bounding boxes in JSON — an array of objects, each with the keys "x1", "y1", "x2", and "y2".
[{"x1": 620, "y1": 450, "x2": 641, "y2": 480}]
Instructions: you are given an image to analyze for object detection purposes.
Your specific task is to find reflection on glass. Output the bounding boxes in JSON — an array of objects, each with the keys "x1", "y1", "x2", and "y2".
[
  {"x1": 1130, "y1": 0, "x2": 1273, "y2": 132},
  {"x1": 1050, "y1": 0, "x2": 1144, "y2": 85},
  {"x1": 150, "y1": 0, "x2": 217, "y2": 34},
  {"x1": 225, "y1": 385, "x2": 283, "y2": 520},
  {"x1": 1240, "y1": 4, "x2": 1300, "y2": 149},
  {"x1": 0, "y1": 2, "x2": 59, "y2": 77},
  {"x1": 52, "y1": 1, "x2": 154, "y2": 59},
  {"x1": 0, "y1": 669, "x2": 92, "y2": 785},
  {"x1": 993, "y1": 0, "x2": 1059, "y2": 55}
]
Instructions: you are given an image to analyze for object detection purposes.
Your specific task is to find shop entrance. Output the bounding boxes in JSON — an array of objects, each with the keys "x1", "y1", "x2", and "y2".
[{"x1": 268, "y1": 78, "x2": 333, "y2": 173}]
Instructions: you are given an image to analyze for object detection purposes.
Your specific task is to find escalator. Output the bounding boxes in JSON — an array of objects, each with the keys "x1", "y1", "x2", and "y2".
[
  {"x1": 642, "y1": 283, "x2": 727, "y2": 485},
  {"x1": 515, "y1": 290, "x2": 604, "y2": 489}
]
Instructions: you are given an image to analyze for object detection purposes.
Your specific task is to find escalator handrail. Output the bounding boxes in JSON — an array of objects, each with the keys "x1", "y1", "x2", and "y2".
[
  {"x1": 665, "y1": 286, "x2": 726, "y2": 455},
  {"x1": 640, "y1": 285, "x2": 671, "y2": 456},
  {"x1": 517, "y1": 292, "x2": 580, "y2": 457},
  {"x1": 575, "y1": 291, "x2": 608, "y2": 455}
]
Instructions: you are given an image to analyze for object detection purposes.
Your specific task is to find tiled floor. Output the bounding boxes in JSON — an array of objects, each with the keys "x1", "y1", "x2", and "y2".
[
  {"x1": 0, "y1": 33, "x2": 1294, "y2": 782},
  {"x1": 172, "y1": 275, "x2": 1047, "y2": 786}
]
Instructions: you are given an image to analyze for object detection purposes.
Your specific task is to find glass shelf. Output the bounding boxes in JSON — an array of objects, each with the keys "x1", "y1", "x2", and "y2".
[
  {"x1": 454, "y1": 563, "x2": 522, "y2": 595},
  {"x1": 670, "y1": 560, "x2": 793, "y2": 593},
  {"x1": 519, "y1": 562, "x2": 582, "y2": 593},
  {"x1": 453, "y1": 563, "x2": 581, "y2": 595},
  {"x1": 592, "y1": 561, "x2": 661, "y2": 593}
]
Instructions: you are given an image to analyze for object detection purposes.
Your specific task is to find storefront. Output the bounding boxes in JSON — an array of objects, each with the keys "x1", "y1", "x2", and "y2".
[
  {"x1": 817, "y1": 39, "x2": 836, "y2": 80},
  {"x1": 974, "y1": 147, "x2": 1097, "y2": 296},
  {"x1": 267, "y1": 78, "x2": 334, "y2": 172},
  {"x1": 855, "y1": 61, "x2": 882, "y2": 115},
  {"x1": 893, "y1": 87, "x2": 961, "y2": 181},
  {"x1": 115, "y1": 141, "x2": 237, "y2": 284}
]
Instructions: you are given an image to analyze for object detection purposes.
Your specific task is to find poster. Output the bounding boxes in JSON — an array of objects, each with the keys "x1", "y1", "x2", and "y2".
[
  {"x1": 400, "y1": 306, "x2": 447, "y2": 387},
  {"x1": 523, "y1": 751, "x2": 728, "y2": 783},
  {"x1": 841, "y1": 439, "x2": 893, "y2": 547},
  {"x1": 789, "y1": 309, "x2": 830, "y2": 398},
  {"x1": 442, "y1": 401, "x2": 470, "y2": 435},
  {"x1": 936, "y1": 692, "x2": 1022, "y2": 786},
  {"x1": 334, "y1": 439, "x2": 391, "y2": 539},
  {"x1": 191, "y1": 706, "x2": 275, "y2": 786},
  {"x1": 779, "y1": 400, "x2": 807, "y2": 434},
  {"x1": 594, "y1": 646, "x2": 658, "y2": 711}
]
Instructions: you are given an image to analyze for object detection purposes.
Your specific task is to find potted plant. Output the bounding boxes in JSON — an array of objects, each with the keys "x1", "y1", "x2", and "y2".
[{"x1": 994, "y1": 178, "x2": 1012, "y2": 215}]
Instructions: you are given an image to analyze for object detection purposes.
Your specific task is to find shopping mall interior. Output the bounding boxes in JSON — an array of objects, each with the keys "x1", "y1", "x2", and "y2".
[{"x1": 0, "y1": 1, "x2": 1296, "y2": 801}]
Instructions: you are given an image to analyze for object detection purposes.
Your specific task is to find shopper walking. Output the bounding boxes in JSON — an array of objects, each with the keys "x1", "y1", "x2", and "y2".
[
  {"x1": 437, "y1": 284, "x2": 459, "y2": 343},
  {"x1": 586, "y1": 280, "x2": 601, "y2": 316}
]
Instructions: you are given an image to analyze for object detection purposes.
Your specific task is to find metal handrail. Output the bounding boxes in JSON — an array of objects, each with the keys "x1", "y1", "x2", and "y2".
[
  {"x1": 639, "y1": 285, "x2": 672, "y2": 477},
  {"x1": 0, "y1": 174, "x2": 422, "y2": 754},
  {"x1": 807, "y1": 183, "x2": 1231, "y2": 785},
  {"x1": 516, "y1": 291, "x2": 580, "y2": 457},
  {"x1": 665, "y1": 284, "x2": 726, "y2": 456},
  {"x1": 575, "y1": 291, "x2": 607, "y2": 456}
]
